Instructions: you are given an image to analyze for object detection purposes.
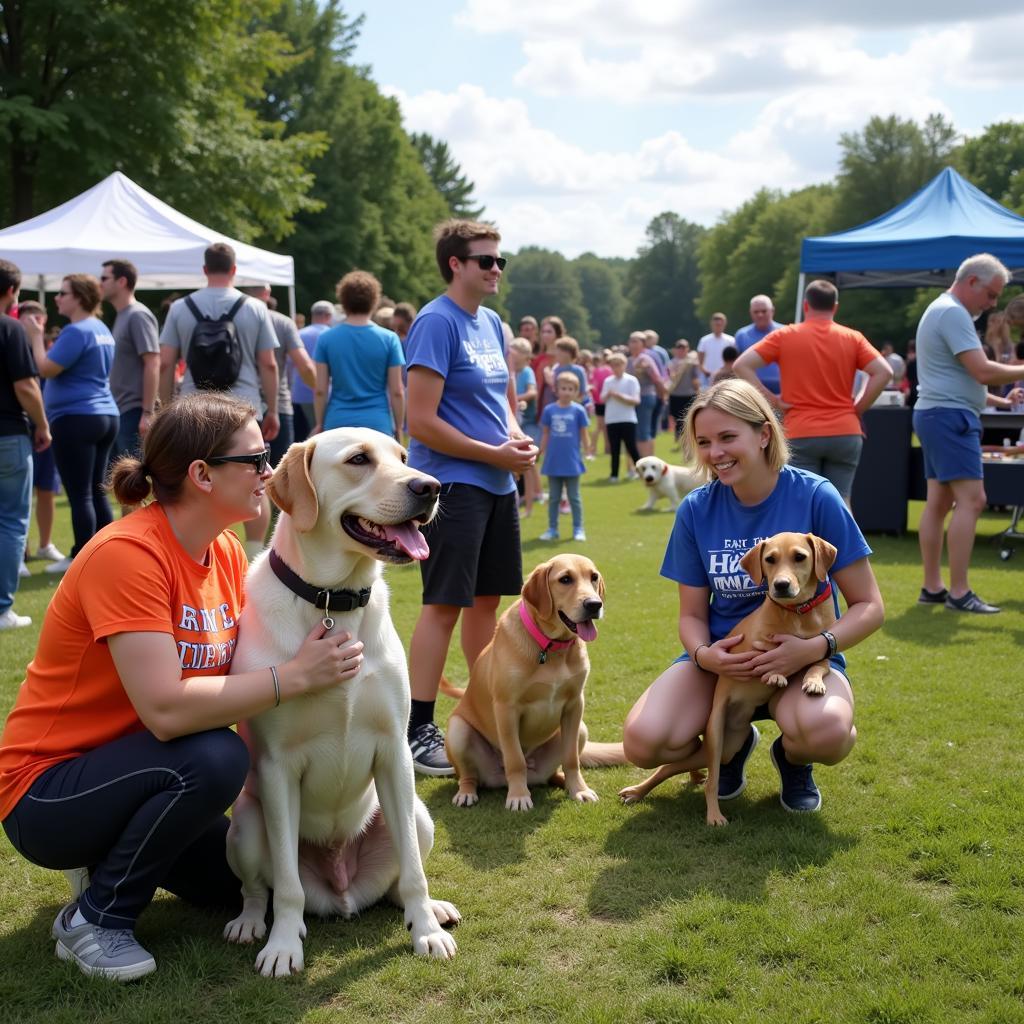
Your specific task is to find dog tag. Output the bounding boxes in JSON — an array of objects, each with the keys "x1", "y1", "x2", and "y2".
[
  {"x1": 323, "y1": 615, "x2": 335, "y2": 630},
  {"x1": 538, "y1": 650, "x2": 547, "y2": 665},
  {"x1": 322, "y1": 593, "x2": 335, "y2": 631}
]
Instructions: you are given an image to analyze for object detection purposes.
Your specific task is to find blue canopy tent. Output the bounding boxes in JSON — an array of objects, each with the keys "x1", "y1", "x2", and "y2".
[{"x1": 796, "y1": 167, "x2": 1024, "y2": 319}]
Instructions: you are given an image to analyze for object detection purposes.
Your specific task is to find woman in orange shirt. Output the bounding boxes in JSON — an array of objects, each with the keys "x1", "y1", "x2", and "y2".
[{"x1": 0, "y1": 393, "x2": 363, "y2": 982}]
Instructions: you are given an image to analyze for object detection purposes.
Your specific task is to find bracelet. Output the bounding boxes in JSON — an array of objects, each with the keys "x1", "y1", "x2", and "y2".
[
  {"x1": 692, "y1": 643, "x2": 710, "y2": 670},
  {"x1": 820, "y1": 631, "x2": 838, "y2": 659},
  {"x1": 270, "y1": 665, "x2": 281, "y2": 707}
]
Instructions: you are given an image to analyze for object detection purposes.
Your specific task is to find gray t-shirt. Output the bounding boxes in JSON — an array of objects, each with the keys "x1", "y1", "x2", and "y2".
[
  {"x1": 269, "y1": 309, "x2": 302, "y2": 416},
  {"x1": 915, "y1": 292, "x2": 987, "y2": 415},
  {"x1": 160, "y1": 286, "x2": 278, "y2": 411},
  {"x1": 110, "y1": 301, "x2": 160, "y2": 413}
]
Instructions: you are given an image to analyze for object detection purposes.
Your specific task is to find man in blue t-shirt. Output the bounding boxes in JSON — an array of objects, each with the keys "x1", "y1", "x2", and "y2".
[
  {"x1": 733, "y1": 294, "x2": 783, "y2": 395},
  {"x1": 292, "y1": 300, "x2": 334, "y2": 441},
  {"x1": 404, "y1": 220, "x2": 538, "y2": 775}
]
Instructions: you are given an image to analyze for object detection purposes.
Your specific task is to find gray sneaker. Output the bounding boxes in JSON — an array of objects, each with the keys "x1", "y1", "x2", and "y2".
[
  {"x1": 52, "y1": 902, "x2": 156, "y2": 982},
  {"x1": 408, "y1": 721, "x2": 455, "y2": 777}
]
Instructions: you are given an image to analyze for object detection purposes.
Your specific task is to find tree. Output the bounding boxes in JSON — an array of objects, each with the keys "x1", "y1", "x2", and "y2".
[
  {"x1": 503, "y1": 247, "x2": 591, "y2": 344},
  {"x1": 411, "y1": 133, "x2": 484, "y2": 220},
  {"x1": 832, "y1": 113, "x2": 958, "y2": 230},
  {"x1": 956, "y1": 122, "x2": 1024, "y2": 214},
  {"x1": 625, "y1": 213, "x2": 705, "y2": 344},
  {"x1": 253, "y1": 0, "x2": 450, "y2": 311},
  {"x1": 572, "y1": 253, "x2": 626, "y2": 347},
  {"x1": 0, "y1": 0, "x2": 326, "y2": 240}
]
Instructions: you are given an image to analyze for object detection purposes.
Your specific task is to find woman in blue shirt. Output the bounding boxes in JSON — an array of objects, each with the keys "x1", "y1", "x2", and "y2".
[
  {"x1": 312, "y1": 271, "x2": 405, "y2": 439},
  {"x1": 622, "y1": 379, "x2": 884, "y2": 813},
  {"x1": 27, "y1": 275, "x2": 120, "y2": 573}
]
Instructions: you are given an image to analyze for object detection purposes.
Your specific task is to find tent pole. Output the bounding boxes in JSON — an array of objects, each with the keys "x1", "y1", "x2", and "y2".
[
  {"x1": 37, "y1": 275, "x2": 45, "y2": 303},
  {"x1": 288, "y1": 285, "x2": 296, "y2": 320},
  {"x1": 794, "y1": 273, "x2": 805, "y2": 324}
]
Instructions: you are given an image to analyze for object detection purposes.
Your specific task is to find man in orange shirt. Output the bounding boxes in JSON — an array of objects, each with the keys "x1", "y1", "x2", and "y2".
[{"x1": 733, "y1": 279, "x2": 892, "y2": 503}]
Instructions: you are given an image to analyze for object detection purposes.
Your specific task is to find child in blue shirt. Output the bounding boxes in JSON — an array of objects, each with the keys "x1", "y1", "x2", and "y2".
[{"x1": 539, "y1": 373, "x2": 590, "y2": 541}]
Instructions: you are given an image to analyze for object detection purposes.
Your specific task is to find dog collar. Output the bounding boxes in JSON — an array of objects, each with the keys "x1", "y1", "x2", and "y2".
[
  {"x1": 269, "y1": 548, "x2": 372, "y2": 627},
  {"x1": 770, "y1": 581, "x2": 833, "y2": 615},
  {"x1": 518, "y1": 601, "x2": 576, "y2": 664}
]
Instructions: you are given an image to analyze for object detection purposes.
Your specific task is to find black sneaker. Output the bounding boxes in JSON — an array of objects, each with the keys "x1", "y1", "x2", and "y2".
[
  {"x1": 945, "y1": 590, "x2": 1000, "y2": 614},
  {"x1": 408, "y1": 722, "x2": 455, "y2": 777},
  {"x1": 717, "y1": 723, "x2": 759, "y2": 800},
  {"x1": 770, "y1": 736, "x2": 821, "y2": 813},
  {"x1": 917, "y1": 587, "x2": 948, "y2": 605}
]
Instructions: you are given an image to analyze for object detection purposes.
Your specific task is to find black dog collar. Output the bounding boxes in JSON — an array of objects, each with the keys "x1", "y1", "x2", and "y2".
[{"x1": 268, "y1": 548, "x2": 372, "y2": 613}]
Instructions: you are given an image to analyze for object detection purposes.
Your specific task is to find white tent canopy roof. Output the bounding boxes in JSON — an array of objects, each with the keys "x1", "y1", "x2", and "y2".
[{"x1": 0, "y1": 171, "x2": 294, "y2": 291}]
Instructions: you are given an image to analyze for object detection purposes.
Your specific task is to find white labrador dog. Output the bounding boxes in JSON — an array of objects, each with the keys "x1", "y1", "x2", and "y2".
[
  {"x1": 223, "y1": 429, "x2": 460, "y2": 977},
  {"x1": 635, "y1": 455, "x2": 701, "y2": 510}
]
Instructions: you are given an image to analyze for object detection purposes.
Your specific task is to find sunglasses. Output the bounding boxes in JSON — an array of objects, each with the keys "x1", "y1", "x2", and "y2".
[
  {"x1": 206, "y1": 448, "x2": 272, "y2": 473},
  {"x1": 462, "y1": 254, "x2": 507, "y2": 271}
]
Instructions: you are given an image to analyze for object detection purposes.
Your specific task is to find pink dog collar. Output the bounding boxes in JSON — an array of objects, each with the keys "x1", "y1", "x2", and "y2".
[{"x1": 518, "y1": 601, "x2": 576, "y2": 664}]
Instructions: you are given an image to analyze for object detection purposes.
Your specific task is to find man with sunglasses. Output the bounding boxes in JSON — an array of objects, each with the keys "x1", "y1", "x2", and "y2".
[{"x1": 404, "y1": 220, "x2": 538, "y2": 775}]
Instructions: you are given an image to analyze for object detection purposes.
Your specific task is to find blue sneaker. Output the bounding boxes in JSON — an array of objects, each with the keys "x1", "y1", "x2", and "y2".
[
  {"x1": 538, "y1": 529, "x2": 559, "y2": 541},
  {"x1": 717, "y1": 723, "x2": 759, "y2": 800},
  {"x1": 770, "y1": 736, "x2": 821, "y2": 813}
]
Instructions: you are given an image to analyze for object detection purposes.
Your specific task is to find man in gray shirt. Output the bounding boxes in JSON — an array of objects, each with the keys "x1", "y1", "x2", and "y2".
[
  {"x1": 159, "y1": 242, "x2": 279, "y2": 557},
  {"x1": 101, "y1": 259, "x2": 159, "y2": 460},
  {"x1": 914, "y1": 253, "x2": 1024, "y2": 614}
]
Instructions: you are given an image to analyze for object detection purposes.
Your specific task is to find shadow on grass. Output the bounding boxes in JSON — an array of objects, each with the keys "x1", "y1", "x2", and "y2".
[
  {"x1": 423, "y1": 782, "x2": 559, "y2": 870},
  {"x1": 881, "y1": 602, "x2": 1024, "y2": 648},
  {"x1": 587, "y1": 790, "x2": 855, "y2": 920}
]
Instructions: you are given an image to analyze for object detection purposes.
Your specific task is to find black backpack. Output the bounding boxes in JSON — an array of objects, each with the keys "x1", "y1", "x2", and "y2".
[{"x1": 183, "y1": 295, "x2": 247, "y2": 391}]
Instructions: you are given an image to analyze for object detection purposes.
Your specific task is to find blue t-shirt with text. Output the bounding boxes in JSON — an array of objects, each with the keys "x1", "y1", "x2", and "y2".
[
  {"x1": 44, "y1": 318, "x2": 119, "y2": 422},
  {"x1": 405, "y1": 295, "x2": 513, "y2": 495},
  {"x1": 660, "y1": 466, "x2": 871, "y2": 669},
  {"x1": 541, "y1": 401, "x2": 589, "y2": 477}
]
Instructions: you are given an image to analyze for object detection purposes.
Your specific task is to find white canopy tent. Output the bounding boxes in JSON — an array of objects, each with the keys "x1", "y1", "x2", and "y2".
[{"x1": 0, "y1": 171, "x2": 296, "y2": 314}]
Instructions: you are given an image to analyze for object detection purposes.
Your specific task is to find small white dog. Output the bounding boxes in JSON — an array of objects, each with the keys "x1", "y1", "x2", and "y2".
[{"x1": 635, "y1": 456, "x2": 701, "y2": 510}]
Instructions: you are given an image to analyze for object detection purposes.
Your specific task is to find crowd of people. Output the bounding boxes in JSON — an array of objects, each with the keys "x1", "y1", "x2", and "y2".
[{"x1": 0, "y1": 226, "x2": 1021, "y2": 983}]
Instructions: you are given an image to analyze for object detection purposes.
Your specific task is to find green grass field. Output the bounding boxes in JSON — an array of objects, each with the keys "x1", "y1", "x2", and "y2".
[{"x1": 2, "y1": 438, "x2": 1023, "y2": 1023}]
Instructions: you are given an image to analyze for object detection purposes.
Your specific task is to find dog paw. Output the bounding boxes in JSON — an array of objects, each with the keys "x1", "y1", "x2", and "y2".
[
  {"x1": 255, "y1": 935, "x2": 305, "y2": 977},
  {"x1": 429, "y1": 899, "x2": 462, "y2": 928},
  {"x1": 452, "y1": 789, "x2": 479, "y2": 808},
  {"x1": 412, "y1": 926, "x2": 458, "y2": 959},
  {"x1": 569, "y1": 786, "x2": 599, "y2": 804},
  {"x1": 802, "y1": 676, "x2": 827, "y2": 696},
  {"x1": 618, "y1": 785, "x2": 645, "y2": 804},
  {"x1": 706, "y1": 809, "x2": 729, "y2": 827},
  {"x1": 765, "y1": 673, "x2": 789, "y2": 688},
  {"x1": 505, "y1": 791, "x2": 534, "y2": 811},
  {"x1": 223, "y1": 913, "x2": 266, "y2": 944}
]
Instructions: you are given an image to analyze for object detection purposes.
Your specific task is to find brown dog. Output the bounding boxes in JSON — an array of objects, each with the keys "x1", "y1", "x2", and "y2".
[
  {"x1": 445, "y1": 555, "x2": 625, "y2": 811},
  {"x1": 619, "y1": 532, "x2": 837, "y2": 825}
]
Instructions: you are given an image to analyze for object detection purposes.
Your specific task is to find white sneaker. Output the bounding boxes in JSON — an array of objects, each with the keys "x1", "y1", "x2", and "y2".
[
  {"x1": 19, "y1": 561, "x2": 30, "y2": 577},
  {"x1": 44, "y1": 556, "x2": 74, "y2": 574},
  {"x1": 0, "y1": 609, "x2": 32, "y2": 630},
  {"x1": 573, "y1": 529, "x2": 587, "y2": 541},
  {"x1": 34, "y1": 543, "x2": 66, "y2": 562}
]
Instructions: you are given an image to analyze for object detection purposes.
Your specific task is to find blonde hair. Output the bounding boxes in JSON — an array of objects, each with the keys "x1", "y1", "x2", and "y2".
[
  {"x1": 683, "y1": 379, "x2": 788, "y2": 482},
  {"x1": 555, "y1": 371, "x2": 580, "y2": 393},
  {"x1": 509, "y1": 336, "x2": 532, "y2": 357},
  {"x1": 607, "y1": 353, "x2": 627, "y2": 368}
]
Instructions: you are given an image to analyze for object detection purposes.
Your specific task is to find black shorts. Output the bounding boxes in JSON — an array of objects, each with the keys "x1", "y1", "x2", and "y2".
[
  {"x1": 594, "y1": 403, "x2": 606, "y2": 417},
  {"x1": 420, "y1": 483, "x2": 523, "y2": 607}
]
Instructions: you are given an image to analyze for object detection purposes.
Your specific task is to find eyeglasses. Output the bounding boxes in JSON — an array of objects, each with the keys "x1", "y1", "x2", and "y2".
[
  {"x1": 206, "y1": 448, "x2": 272, "y2": 473},
  {"x1": 462, "y1": 254, "x2": 507, "y2": 271}
]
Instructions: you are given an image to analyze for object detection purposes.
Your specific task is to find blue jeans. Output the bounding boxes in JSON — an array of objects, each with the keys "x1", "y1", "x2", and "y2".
[
  {"x1": 0, "y1": 433, "x2": 32, "y2": 614},
  {"x1": 548, "y1": 475, "x2": 583, "y2": 533},
  {"x1": 113, "y1": 406, "x2": 143, "y2": 461}
]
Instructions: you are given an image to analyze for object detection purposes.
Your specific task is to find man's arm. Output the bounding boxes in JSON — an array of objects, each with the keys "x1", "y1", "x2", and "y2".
[
  {"x1": 312, "y1": 362, "x2": 330, "y2": 433},
  {"x1": 958, "y1": 348, "x2": 1024, "y2": 387},
  {"x1": 852, "y1": 356, "x2": 894, "y2": 415},
  {"x1": 387, "y1": 364, "x2": 405, "y2": 441},
  {"x1": 158, "y1": 345, "x2": 178, "y2": 405},
  {"x1": 12, "y1": 377, "x2": 51, "y2": 451},
  {"x1": 733, "y1": 349, "x2": 782, "y2": 407},
  {"x1": 407, "y1": 366, "x2": 536, "y2": 472},
  {"x1": 139, "y1": 351, "x2": 160, "y2": 435},
  {"x1": 287, "y1": 345, "x2": 316, "y2": 389},
  {"x1": 256, "y1": 348, "x2": 279, "y2": 441}
]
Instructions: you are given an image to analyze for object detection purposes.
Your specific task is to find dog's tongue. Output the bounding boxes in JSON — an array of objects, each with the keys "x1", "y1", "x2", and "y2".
[
  {"x1": 576, "y1": 619, "x2": 598, "y2": 642},
  {"x1": 382, "y1": 521, "x2": 430, "y2": 560}
]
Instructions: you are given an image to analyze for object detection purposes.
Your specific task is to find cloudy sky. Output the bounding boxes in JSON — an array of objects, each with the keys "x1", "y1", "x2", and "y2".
[{"x1": 354, "y1": 1, "x2": 1024, "y2": 258}]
